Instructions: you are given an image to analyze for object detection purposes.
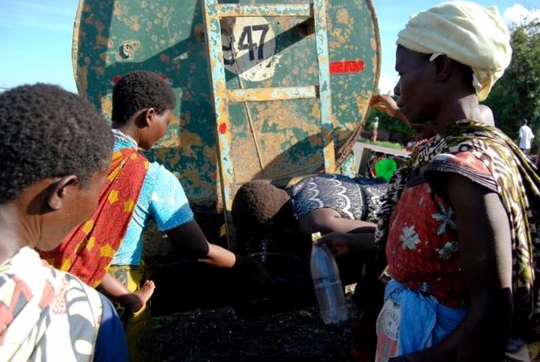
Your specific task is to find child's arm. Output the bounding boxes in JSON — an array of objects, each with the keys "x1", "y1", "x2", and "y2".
[
  {"x1": 165, "y1": 220, "x2": 235, "y2": 267},
  {"x1": 165, "y1": 220, "x2": 270, "y2": 284}
]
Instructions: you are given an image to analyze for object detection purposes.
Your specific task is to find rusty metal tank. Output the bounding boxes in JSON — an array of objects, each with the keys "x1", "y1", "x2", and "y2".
[{"x1": 73, "y1": 0, "x2": 380, "y2": 313}]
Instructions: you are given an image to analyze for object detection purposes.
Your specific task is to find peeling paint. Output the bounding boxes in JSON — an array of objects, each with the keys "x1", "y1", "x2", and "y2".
[
  {"x1": 100, "y1": 96, "x2": 112, "y2": 116},
  {"x1": 336, "y1": 7, "x2": 350, "y2": 24},
  {"x1": 311, "y1": 103, "x2": 321, "y2": 119}
]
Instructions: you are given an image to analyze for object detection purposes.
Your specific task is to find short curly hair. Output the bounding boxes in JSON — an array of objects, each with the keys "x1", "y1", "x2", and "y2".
[
  {"x1": 112, "y1": 71, "x2": 176, "y2": 124},
  {"x1": 0, "y1": 84, "x2": 114, "y2": 205},
  {"x1": 232, "y1": 181, "x2": 292, "y2": 229}
]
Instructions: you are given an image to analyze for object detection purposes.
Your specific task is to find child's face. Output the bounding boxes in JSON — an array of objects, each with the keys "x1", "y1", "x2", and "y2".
[
  {"x1": 139, "y1": 109, "x2": 173, "y2": 150},
  {"x1": 394, "y1": 46, "x2": 438, "y2": 126}
]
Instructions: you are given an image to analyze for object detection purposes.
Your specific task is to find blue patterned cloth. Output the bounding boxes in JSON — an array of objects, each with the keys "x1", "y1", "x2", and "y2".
[
  {"x1": 289, "y1": 174, "x2": 388, "y2": 223},
  {"x1": 111, "y1": 130, "x2": 194, "y2": 266}
]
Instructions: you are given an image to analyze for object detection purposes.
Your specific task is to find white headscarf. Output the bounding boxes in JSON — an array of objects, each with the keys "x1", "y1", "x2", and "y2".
[{"x1": 397, "y1": 1, "x2": 512, "y2": 101}]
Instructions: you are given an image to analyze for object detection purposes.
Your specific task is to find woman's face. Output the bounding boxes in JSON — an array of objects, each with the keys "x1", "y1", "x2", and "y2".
[{"x1": 393, "y1": 46, "x2": 438, "y2": 126}]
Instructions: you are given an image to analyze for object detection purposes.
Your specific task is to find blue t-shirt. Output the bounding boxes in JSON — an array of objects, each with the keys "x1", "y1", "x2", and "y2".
[{"x1": 111, "y1": 130, "x2": 194, "y2": 266}]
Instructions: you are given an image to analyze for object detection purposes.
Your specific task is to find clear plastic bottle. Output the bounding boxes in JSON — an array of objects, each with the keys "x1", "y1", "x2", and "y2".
[{"x1": 310, "y1": 232, "x2": 348, "y2": 324}]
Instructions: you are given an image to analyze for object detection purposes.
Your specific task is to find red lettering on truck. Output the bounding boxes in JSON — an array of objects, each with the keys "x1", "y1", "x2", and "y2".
[{"x1": 329, "y1": 60, "x2": 365, "y2": 74}]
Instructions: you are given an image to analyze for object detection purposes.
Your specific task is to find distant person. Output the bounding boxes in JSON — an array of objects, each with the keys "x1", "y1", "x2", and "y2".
[
  {"x1": 40, "y1": 71, "x2": 271, "y2": 361},
  {"x1": 0, "y1": 84, "x2": 127, "y2": 361},
  {"x1": 519, "y1": 118, "x2": 534, "y2": 154},
  {"x1": 371, "y1": 117, "x2": 380, "y2": 142}
]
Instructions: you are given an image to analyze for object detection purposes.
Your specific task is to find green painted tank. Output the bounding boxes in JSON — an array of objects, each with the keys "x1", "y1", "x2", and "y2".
[{"x1": 73, "y1": 0, "x2": 380, "y2": 312}]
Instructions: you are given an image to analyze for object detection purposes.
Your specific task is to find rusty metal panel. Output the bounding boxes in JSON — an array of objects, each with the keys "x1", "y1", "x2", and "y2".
[
  {"x1": 206, "y1": 0, "x2": 337, "y2": 249},
  {"x1": 219, "y1": 4, "x2": 312, "y2": 17},
  {"x1": 228, "y1": 86, "x2": 317, "y2": 102},
  {"x1": 73, "y1": 0, "x2": 381, "y2": 236},
  {"x1": 202, "y1": 0, "x2": 236, "y2": 246},
  {"x1": 313, "y1": 0, "x2": 335, "y2": 174}
]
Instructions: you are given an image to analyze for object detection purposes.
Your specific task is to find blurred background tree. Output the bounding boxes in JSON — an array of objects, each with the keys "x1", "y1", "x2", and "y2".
[
  {"x1": 484, "y1": 20, "x2": 540, "y2": 145},
  {"x1": 366, "y1": 20, "x2": 540, "y2": 150}
]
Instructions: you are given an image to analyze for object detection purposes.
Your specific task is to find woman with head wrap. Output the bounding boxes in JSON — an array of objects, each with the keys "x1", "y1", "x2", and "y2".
[{"x1": 372, "y1": 2, "x2": 540, "y2": 361}]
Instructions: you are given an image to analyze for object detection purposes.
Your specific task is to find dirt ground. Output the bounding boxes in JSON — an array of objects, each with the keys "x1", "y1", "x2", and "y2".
[{"x1": 152, "y1": 290, "x2": 361, "y2": 362}]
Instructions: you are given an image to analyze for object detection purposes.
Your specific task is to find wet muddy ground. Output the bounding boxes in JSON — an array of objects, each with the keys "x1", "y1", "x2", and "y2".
[{"x1": 152, "y1": 291, "x2": 360, "y2": 362}]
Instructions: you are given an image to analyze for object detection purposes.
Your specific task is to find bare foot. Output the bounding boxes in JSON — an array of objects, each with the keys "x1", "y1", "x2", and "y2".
[
  {"x1": 118, "y1": 280, "x2": 156, "y2": 313},
  {"x1": 134, "y1": 280, "x2": 155, "y2": 304}
]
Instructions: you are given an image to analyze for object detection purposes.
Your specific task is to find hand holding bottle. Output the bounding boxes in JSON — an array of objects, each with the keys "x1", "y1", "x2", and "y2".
[{"x1": 312, "y1": 232, "x2": 351, "y2": 256}]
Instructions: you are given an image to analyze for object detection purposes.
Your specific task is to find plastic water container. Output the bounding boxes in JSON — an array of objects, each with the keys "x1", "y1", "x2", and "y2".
[{"x1": 310, "y1": 232, "x2": 348, "y2": 324}]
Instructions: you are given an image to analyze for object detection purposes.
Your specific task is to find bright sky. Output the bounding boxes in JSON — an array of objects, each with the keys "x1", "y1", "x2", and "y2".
[{"x1": 1, "y1": 0, "x2": 539, "y2": 93}]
